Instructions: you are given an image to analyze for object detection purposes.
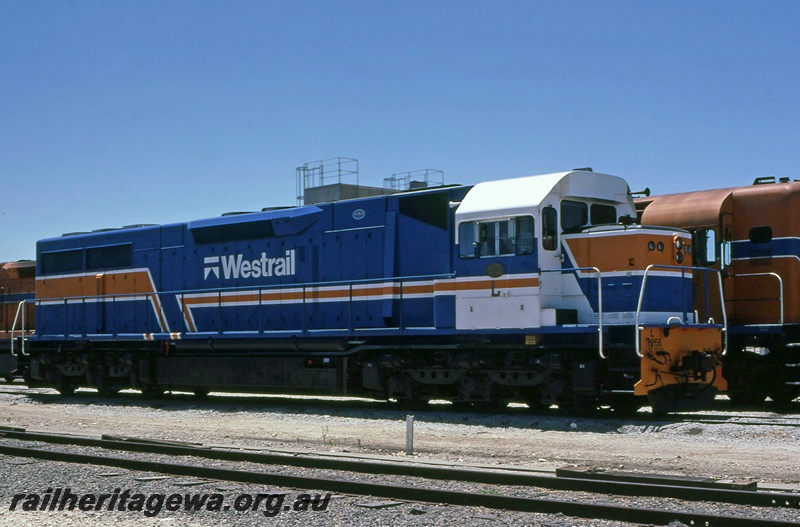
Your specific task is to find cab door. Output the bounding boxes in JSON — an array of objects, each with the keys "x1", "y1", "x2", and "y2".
[
  {"x1": 536, "y1": 204, "x2": 564, "y2": 322},
  {"x1": 720, "y1": 212, "x2": 735, "y2": 322}
]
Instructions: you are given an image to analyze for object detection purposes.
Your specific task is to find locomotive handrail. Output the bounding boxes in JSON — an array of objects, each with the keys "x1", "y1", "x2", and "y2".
[
  {"x1": 539, "y1": 267, "x2": 604, "y2": 359},
  {"x1": 10, "y1": 299, "x2": 32, "y2": 357},
  {"x1": 634, "y1": 265, "x2": 728, "y2": 358},
  {"x1": 732, "y1": 272, "x2": 784, "y2": 326},
  {"x1": 41, "y1": 273, "x2": 458, "y2": 302},
  {"x1": 35, "y1": 273, "x2": 459, "y2": 339}
]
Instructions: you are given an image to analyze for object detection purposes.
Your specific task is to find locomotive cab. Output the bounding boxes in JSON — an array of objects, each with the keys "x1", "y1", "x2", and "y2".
[
  {"x1": 454, "y1": 171, "x2": 727, "y2": 412},
  {"x1": 454, "y1": 170, "x2": 634, "y2": 330}
]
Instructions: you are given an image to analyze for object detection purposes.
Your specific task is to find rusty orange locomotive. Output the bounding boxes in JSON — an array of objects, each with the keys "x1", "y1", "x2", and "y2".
[{"x1": 637, "y1": 176, "x2": 800, "y2": 406}]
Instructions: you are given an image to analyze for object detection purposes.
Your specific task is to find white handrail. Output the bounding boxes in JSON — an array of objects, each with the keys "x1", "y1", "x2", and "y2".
[
  {"x1": 10, "y1": 300, "x2": 29, "y2": 357},
  {"x1": 734, "y1": 272, "x2": 784, "y2": 326},
  {"x1": 540, "y1": 266, "x2": 603, "y2": 359},
  {"x1": 635, "y1": 264, "x2": 727, "y2": 358}
]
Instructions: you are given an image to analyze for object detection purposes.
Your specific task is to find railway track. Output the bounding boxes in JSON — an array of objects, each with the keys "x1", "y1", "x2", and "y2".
[
  {"x1": 1, "y1": 428, "x2": 798, "y2": 526},
  {"x1": 2, "y1": 382, "x2": 799, "y2": 428}
]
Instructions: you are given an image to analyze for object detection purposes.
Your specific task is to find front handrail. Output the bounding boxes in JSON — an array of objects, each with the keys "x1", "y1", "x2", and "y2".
[
  {"x1": 10, "y1": 300, "x2": 31, "y2": 357},
  {"x1": 540, "y1": 267, "x2": 603, "y2": 358},
  {"x1": 733, "y1": 272, "x2": 784, "y2": 326},
  {"x1": 634, "y1": 264, "x2": 727, "y2": 358}
]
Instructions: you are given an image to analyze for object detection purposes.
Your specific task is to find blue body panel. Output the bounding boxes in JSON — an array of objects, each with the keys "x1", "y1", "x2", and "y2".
[{"x1": 34, "y1": 187, "x2": 470, "y2": 342}]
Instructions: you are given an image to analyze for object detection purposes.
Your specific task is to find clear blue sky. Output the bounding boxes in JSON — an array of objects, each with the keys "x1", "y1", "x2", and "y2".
[{"x1": 2, "y1": 1, "x2": 798, "y2": 260}]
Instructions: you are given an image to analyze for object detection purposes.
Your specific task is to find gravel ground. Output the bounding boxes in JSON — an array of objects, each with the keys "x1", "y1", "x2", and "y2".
[
  {"x1": 0, "y1": 453, "x2": 649, "y2": 527},
  {"x1": 2, "y1": 445, "x2": 793, "y2": 527},
  {"x1": 1, "y1": 383, "x2": 799, "y2": 526}
]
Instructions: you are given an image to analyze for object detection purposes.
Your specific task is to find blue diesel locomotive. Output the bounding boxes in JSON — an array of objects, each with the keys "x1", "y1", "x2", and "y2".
[{"x1": 24, "y1": 170, "x2": 727, "y2": 413}]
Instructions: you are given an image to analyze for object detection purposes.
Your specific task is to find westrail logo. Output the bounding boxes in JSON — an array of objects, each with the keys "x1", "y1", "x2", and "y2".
[{"x1": 203, "y1": 250, "x2": 296, "y2": 280}]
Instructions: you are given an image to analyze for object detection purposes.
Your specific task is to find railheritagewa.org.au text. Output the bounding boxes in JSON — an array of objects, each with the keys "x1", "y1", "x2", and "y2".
[{"x1": 8, "y1": 488, "x2": 331, "y2": 517}]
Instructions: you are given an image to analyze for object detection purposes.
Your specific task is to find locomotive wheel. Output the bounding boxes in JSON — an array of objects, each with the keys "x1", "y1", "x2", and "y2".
[
  {"x1": 609, "y1": 395, "x2": 643, "y2": 416},
  {"x1": 93, "y1": 369, "x2": 122, "y2": 398},
  {"x1": 558, "y1": 398, "x2": 599, "y2": 416},
  {"x1": 450, "y1": 401, "x2": 473, "y2": 412},
  {"x1": 524, "y1": 388, "x2": 547, "y2": 414},
  {"x1": 140, "y1": 385, "x2": 164, "y2": 399},
  {"x1": 768, "y1": 387, "x2": 796, "y2": 409},
  {"x1": 47, "y1": 369, "x2": 79, "y2": 396},
  {"x1": 471, "y1": 400, "x2": 505, "y2": 412},
  {"x1": 610, "y1": 400, "x2": 641, "y2": 416},
  {"x1": 727, "y1": 390, "x2": 767, "y2": 407},
  {"x1": 393, "y1": 397, "x2": 427, "y2": 410},
  {"x1": 97, "y1": 385, "x2": 121, "y2": 398},
  {"x1": 55, "y1": 380, "x2": 77, "y2": 396},
  {"x1": 724, "y1": 353, "x2": 770, "y2": 408}
]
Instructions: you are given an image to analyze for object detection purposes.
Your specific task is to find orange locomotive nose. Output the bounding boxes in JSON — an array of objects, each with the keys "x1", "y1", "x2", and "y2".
[{"x1": 635, "y1": 325, "x2": 727, "y2": 401}]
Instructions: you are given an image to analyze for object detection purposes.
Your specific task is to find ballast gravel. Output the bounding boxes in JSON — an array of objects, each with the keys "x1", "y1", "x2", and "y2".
[{"x1": 0, "y1": 384, "x2": 799, "y2": 526}]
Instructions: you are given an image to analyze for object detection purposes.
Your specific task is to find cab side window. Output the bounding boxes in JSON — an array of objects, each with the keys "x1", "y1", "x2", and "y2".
[
  {"x1": 542, "y1": 206, "x2": 558, "y2": 251},
  {"x1": 693, "y1": 229, "x2": 717, "y2": 265},
  {"x1": 480, "y1": 220, "x2": 514, "y2": 257},
  {"x1": 749, "y1": 226, "x2": 772, "y2": 244},
  {"x1": 516, "y1": 216, "x2": 535, "y2": 255},
  {"x1": 590, "y1": 204, "x2": 617, "y2": 225},
  {"x1": 459, "y1": 222, "x2": 477, "y2": 259},
  {"x1": 459, "y1": 216, "x2": 536, "y2": 258},
  {"x1": 561, "y1": 200, "x2": 588, "y2": 231}
]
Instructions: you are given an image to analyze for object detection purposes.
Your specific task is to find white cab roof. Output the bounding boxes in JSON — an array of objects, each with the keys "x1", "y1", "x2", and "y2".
[{"x1": 456, "y1": 170, "x2": 632, "y2": 222}]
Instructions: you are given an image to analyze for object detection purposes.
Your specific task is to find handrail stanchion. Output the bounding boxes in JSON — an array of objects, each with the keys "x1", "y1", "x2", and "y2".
[
  {"x1": 258, "y1": 288, "x2": 263, "y2": 335},
  {"x1": 11, "y1": 300, "x2": 29, "y2": 357},
  {"x1": 718, "y1": 270, "x2": 729, "y2": 356},
  {"x1": 399, "y1": 279, "x2": 404, "y2": 331},
  {"x1": 218, "y1": 290, "x2": 223, "y2": 335},
  {"x1": 302, "y1": 285, "x2": 307, "y2": 332},
  {"x1": 349, "y1": 283, "x2": 354, "y2": 332},
  {"x1": 735, "y1": 272, "x2": 784, "y2": 326},
  {"x1": 595, "y1": 268, "x2": 604, "y2": 359}
]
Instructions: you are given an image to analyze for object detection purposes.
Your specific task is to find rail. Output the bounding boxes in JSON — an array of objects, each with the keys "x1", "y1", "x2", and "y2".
[
  {"x1": 1, "y1": 430, "x2": 797, "y2": 526},
  {"x1": 732, "y1": 272, "x2": 784, "y2": 326},
  {"x1": 634, "y1": 265, "x2": 727, "y2": 358},
  {"x1": 540, "y1": 267, "x2": 604, "y2": 358}
]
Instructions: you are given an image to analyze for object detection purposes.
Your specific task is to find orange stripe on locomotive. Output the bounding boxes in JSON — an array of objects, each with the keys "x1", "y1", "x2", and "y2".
[{"x1": 36, "y1": 269, "x2": 169, "y2": 333}]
